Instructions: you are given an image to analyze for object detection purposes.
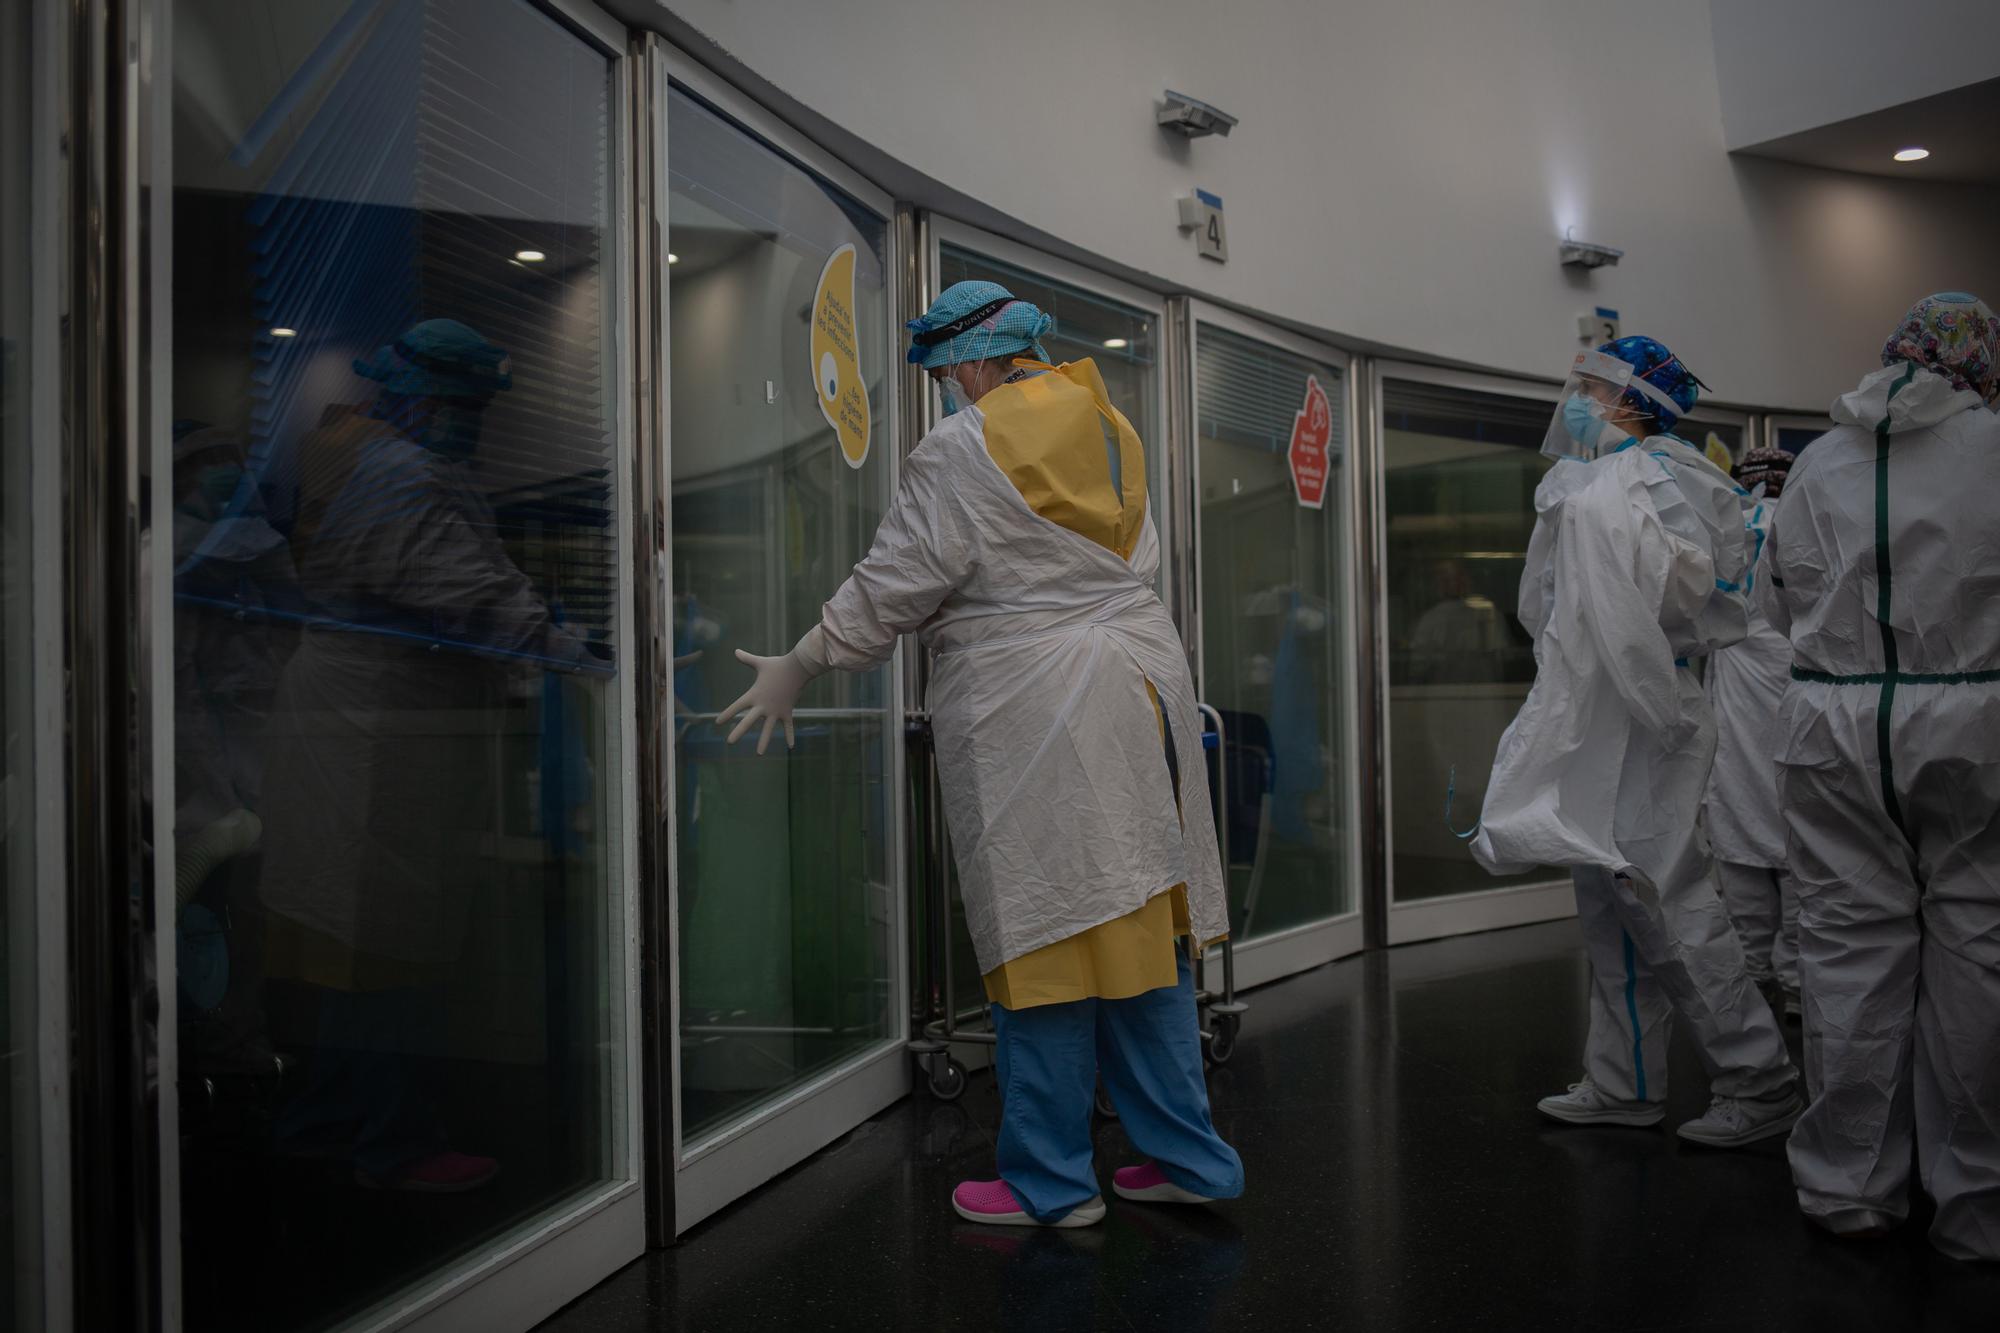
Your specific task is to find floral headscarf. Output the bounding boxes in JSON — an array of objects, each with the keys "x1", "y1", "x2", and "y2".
[
  {"x1": 1733, "y1": 446, "x2": 1795, "y2": 500},
  {"x1": 1881, "y1": 292, "x2": 2000, "y2": 404}
]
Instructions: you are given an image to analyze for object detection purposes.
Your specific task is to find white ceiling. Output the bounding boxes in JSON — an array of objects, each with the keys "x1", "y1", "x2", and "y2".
[{"x1": 1733, "y1": 77, "x2": 2000, "y2": 185}]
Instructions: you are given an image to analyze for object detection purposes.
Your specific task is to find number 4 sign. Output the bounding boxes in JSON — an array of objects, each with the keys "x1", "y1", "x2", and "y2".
[
  {"x1": 1178, "y1": 190, "x2": 1228, "y2": 263},
  {"x1": 1288, "y1": 375, "x2": 1333, "y2": 509}
]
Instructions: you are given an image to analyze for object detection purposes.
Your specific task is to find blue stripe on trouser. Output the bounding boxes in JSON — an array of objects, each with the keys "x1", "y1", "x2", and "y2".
[
  {"x1": 1622, "y1": 929, "x2": 1647, "y2": 1102},
  {"x1": 990, "y1": 948, "x2": 1245, "y2": 1223}
]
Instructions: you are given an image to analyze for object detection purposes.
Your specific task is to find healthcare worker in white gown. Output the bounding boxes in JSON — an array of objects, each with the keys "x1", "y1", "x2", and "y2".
[
  {"x1": 1470, "y1": 336, "x2": 1800, "y2": 1147},
  {"x1": 1761, "y1": 292, "x2": 2000, "y2": 1259},
  {"x1": 722, "y1": 282, "x2": 1242, "y2": 1228},
  {"x1": 1706, "y1": 446, "x2": 1802, "y2": 1021}
]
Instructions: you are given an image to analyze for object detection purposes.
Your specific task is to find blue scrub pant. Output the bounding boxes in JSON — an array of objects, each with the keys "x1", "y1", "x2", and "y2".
[{"x1": 991, "y1": 948, "x2": 1244, "y2": 1223}]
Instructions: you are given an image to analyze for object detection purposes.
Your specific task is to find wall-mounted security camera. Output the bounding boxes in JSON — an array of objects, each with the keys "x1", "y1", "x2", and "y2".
[
  {"x1": 1559, "y1": 234, "x2": 1624, "y2": 270},
  {"x1": 1157, "y1": 90, "x2": 1238, "y2": 139}
]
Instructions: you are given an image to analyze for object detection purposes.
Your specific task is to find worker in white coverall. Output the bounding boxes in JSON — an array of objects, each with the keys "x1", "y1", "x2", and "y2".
[
  {"x1": 1470, "y1": 336, "x2": 1800, "y2": 1147},
  {"x1": 1706, "y1": 446, "x2": 1802, "y2": 1023},
  {"x1": 1760, "y1": 292, "x2": 2000, "y2": 1259},
  {"x1": 721, "y1": 281, "x2": 1242, "y2": 1228}
]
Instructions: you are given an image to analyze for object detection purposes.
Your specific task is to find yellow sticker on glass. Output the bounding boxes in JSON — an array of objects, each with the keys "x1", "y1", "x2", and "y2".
[
  {"x1": 810, "y1": 243, "x2": 870, "y2": 469},
  {"x1": 1703, "y1": 431, "x2": 1734, "y2": 473}
]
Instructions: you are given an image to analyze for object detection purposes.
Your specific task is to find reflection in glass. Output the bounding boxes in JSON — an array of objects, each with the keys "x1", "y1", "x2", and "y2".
[
  {"x1": 1196, "y1": 325, "x2": 1352, "y2": 937},
  {"x1": 667, "y1": 88, "x2": 896, "y2": 1145},
  {"x1": 1678, "y1": 417, "x2": 1745, "y2": 471},
  {"x1": 3, "y1": 0, "x2": 44, "y2": 1318},
  {"x1": 170, "y1": 3, "x2": 625, "y2": 1327},
  {"x1": 1382, "y1": 380, "x2": 1557, "y2": 902}
]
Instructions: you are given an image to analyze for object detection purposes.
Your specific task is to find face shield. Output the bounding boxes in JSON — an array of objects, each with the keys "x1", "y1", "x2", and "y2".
[
  {"x1": 1543, "y1": 349, "x2": 1688, "y2": 462},
  {"x1": 1544, "y1": 350, "x2": 1646, "y2": 461}
]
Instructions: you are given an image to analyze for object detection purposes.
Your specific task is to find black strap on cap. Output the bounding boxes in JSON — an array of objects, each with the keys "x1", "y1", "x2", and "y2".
[{"x1": 909, "y1": 296, "x2": 1015, "y2": 349}]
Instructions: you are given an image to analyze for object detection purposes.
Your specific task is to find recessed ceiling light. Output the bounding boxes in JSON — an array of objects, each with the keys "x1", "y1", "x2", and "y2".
[
  {"x1": 667, "y1": 252, "x2": 680, "y2": 264},
  {"x1": 270, "y1": 327, "x2": 298, "y2": 338},
  {"x1": 514, "y1": 249, "x2": 546, "y2": 262},
  {"x1": 1893, "y1": 147, "x2": 1930, "y2": 163},
  {"x1": 1102, "y1": 337, "x2": 1128, "y2": 349}
]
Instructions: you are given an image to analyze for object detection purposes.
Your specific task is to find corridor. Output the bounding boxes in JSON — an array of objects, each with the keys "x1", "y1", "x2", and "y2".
[{"x1": 543, "y1": 921, "x2": 1999, "y2": 1331}]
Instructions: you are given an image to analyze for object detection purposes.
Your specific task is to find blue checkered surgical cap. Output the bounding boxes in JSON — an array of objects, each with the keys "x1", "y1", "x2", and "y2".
[{"x1": 905, "y1": 281, "x2": 1054, "y2": 370}]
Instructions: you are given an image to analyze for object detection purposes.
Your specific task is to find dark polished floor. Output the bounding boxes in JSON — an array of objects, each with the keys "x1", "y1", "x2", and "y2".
[{"x1": 541, "y1": 920, "x2": 1999, "y2": 1332}]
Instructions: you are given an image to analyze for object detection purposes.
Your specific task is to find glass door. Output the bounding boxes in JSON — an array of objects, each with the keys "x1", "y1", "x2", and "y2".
[
  {"x1": 661, "y1": 60, "x2": 905, "y2": 1234},
  {"x1": 1375, "y1": 364, "x2": 1576, "y2": 944},
  {"x1": 1188, "y1": 307, "x2": 1363, "y2": 987},
  {"x1": 923, "y1": 219, "x2": 1170, "y2": 1021},
  {"x1": 1675, "y1": 409, "x2": 1754, "y2": 471},
  {"x1": 1768, "y1": 413, "x2": 1835, "y2": 457},
  {"x1": 161, "y1": 2, "x2": 642, "y2": 1327}
]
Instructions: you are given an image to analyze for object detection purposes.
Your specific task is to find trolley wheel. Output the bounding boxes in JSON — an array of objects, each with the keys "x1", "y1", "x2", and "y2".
[
  {"x1": 1094, "y1": 1081, "x2": 1119, "y2": 1119},
  {"x1": 928, "y1": 1056, "x2": 967, "y2": 1102},
  {"x1": 1206, "y1": 1013, "x2": 1241, "y2": 1066}
]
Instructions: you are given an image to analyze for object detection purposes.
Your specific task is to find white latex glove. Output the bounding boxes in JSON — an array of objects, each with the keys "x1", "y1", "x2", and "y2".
[{"x1": 718, "y1": 627, "x2": 831, "y2": 754}]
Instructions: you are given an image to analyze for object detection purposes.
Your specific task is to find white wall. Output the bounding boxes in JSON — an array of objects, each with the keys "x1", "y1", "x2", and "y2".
[
  {"x1": 1709, "y1": 0, "x2": 2000, "y2": 148},
  {"x1": 623, "y1": 0, "x2": 2000, "y2": 413}
]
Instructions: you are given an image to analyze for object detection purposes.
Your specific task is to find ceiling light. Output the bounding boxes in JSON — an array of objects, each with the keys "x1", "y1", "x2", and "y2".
[
  {"x1": 270, "y1": 327, "x2": 298, "y2": 338},
  {"x1": 667, "y1": 252, "x2": 680, "y2": 264},
  {"x1": 1102, "y1": 337, "x2": 1128, "y2": 349},
  {"x1": 1893, "y1": 147, "x2": 1929, "y2": 163},
  {"x1": 514, "y1": 249, "x2": 546, "y2": 262}
]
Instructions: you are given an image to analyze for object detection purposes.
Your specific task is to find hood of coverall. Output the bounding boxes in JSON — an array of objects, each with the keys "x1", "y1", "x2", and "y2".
[{"x1": 1830, "y1": 364, "x2": 1986, "y2": 434}]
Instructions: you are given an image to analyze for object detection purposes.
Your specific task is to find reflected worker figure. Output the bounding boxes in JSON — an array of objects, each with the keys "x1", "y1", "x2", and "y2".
[
  {"x1": 168, "y1": 423, "x2": 302, "y2": 1069},
  {"x1": 1408, "y1": 558, "x2": 1508, "y2": 685},
  {"x1": 258, "y1": 318, "x2": 599, "y2": 1193}
]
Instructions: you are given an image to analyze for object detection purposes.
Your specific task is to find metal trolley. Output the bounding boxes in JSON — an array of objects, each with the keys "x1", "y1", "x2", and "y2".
[{"x1": 907, "y1": 703, "x2": 1248, "y2": 1104}]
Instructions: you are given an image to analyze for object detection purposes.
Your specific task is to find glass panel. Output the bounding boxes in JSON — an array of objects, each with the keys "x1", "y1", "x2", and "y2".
[
  {"x1": 1196, "y1": 324, "x2": 1353, "y2": 937},
  {"x1": 1382, "y1": 378, "x2": 1558, "y2": 902},
  {"x1": 1776, "y1": 420, "x2": 1833, "y2": 456},
  {"x1": 1678, "y1": 416, "x2": 1747, "y2": 470},
  {"x1": 932, "y1": 244, "x2": 1165, "y2": 1015},
  {"x1": 2, "y1": 0, "x2": 45, "y2": 1318},
  {"x1": 666, "y1": 88, "x2": 896, "y2": 1145},
  {"x1": 169, "y1": 3, "x2": 626, "y2": 1327}
]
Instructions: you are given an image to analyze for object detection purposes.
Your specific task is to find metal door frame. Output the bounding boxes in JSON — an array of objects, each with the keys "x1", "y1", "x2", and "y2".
[
  {"x1": 1184, "y1": 301, "x2": 1366, "y2": 986},
  {"x1": 654, "y1": 44, "x2": 912, "y2": 1239}
]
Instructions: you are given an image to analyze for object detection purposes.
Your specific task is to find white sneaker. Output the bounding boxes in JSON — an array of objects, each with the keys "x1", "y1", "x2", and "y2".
[
  {"x1": 1536, "y1": 1080, "x2": 1664, "y2": 1127},
  {"x1": 1676, "y1": 1087, "x2": 1803, "y2": 1148}
]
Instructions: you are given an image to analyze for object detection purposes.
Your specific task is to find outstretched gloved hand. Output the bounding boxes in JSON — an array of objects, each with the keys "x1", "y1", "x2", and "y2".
[{"x1": 718, "y1": 626, "x2": 831, "y2": 754}]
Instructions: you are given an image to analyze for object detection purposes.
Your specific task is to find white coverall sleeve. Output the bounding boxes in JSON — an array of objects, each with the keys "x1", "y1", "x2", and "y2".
[
  {"x1": 1559, "y1": 476, "x2": 1685, "y2": 741},
  {"x1": 398, "y1": 483, "x2": 592, "y2": 667},
  {"x1": 816, "y1": 442, "x2": 973, "y2": 671},
  {"x1": 1755, "y1": 492, "x2": 1795, "y2": 640}
]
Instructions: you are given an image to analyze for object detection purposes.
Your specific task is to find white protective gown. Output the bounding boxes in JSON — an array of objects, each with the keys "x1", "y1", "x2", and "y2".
[
  {"x1": 1705, "y1": 580, "x2": 1801, "y2": 988},
  {"x1": 1761, "y1": 363, "x2": 2000, "y2": 1260},
  {"x1": 1705, "y1": 592, "x2": 1789, "y2": 867},
  {"x1": 260, "y1": 416, "x2": 593, "y2": 966},
  {"x1": 1472, "y1": 436, "x2": 1792, "y2": 1104},
  {"x1": 812, "y1": 384, "x2": 1227, "y2": 975}
]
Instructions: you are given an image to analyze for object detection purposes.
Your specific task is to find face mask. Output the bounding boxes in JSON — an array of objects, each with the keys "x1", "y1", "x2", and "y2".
[
  {"x1": 938, "y1": 373, "x2": 970, "y2": 417},
  {"x1": 1561, "y1": 393, "x2": 1633, "y2": 458}
]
